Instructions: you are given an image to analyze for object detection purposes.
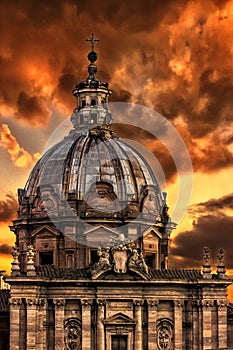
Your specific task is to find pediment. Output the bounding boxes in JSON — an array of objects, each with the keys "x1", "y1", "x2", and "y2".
[
  {"x1": 142, "y1": 227, "x2": 162, "y2": 240},
  {"x1": 31, "y1": 225, "x2": 59, "y2": 238},
  {"x1": 83, "y1": 225, "x2": 120, "y2": 237},
  {"x1": 103, "y1": 312, "x2": 136, "y2": 325}
]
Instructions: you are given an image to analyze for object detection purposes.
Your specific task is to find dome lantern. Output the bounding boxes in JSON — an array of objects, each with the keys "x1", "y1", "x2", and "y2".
[{"x1": 71, "y1": 34, "x2": 113, "y2": 130}]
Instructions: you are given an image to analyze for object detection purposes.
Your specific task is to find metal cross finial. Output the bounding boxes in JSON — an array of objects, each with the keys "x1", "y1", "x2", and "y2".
[{"x1": 86, "y1": 33, "x2": 100, "y2": 51}]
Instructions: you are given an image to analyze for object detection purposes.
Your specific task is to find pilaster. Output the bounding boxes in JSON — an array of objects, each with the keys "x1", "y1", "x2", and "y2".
[
  {"x1": 192, "y1": 301, "x2": 200, "y2": 350},
  {"x1": 81, "y1": 299, "x2": 93, "y2": 350},
  {"x1": 53, "y1": 298, "x2": 66, "y2": 349},
  {"x1": 97, "y1": 299, "x2": 107, "y2": 350},
  {"x1": 9, "y1": 298, "x2": 22, "y2": 350},
  {"x1": 216, "y1": 299, "x2": 228, "y2": 348},
  {"x1": 25, "y1": 298, "x2": 37, "y2": 349},
  {"x1": 36, "y1": 298, "x2": 47, "y2": 350},
  {"x1": 147, "y1": 299, "x2": 158, "y2": 350},
  {"x1": 201, "y1": 299, "x2": 214, "y2": 350},
  {"x1": 133, "y1": 299, "x2": 143, "y2": 350},
  {"x1": 173, "y1": 300, "x2": 183, "y2": 350}
]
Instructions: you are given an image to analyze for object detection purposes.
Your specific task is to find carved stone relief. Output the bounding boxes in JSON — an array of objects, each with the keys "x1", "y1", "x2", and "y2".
[
  {"x1": 90, "y1": 239, "x2": 149, "y2": 279},
  {"x1": 64, "y1": 318, "x2": 81, "y2": 350},
  {"x1": 156, "y1": 320, "x2": 173, "y2": 350}
]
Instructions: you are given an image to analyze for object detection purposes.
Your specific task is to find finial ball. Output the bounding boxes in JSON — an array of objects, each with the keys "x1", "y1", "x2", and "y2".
[{"x1": 88, "y1": 51, "x2": 98, "y2": 63}]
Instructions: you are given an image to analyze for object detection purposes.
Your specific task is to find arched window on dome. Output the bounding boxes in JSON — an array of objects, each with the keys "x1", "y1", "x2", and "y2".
[
  {"x1": 82, "y1": 100, "x2": 86, "y2": 108},
  {"x1": 91, "y1": 98, "x2": 96, "y2": 106}
]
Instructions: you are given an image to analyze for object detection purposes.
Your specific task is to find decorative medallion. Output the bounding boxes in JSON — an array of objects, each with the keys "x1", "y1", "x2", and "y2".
[
  {"x1": 157, "y1": 320, "x2": 173, "y2": 350},
  {"x1": 64, "y1": 318, "x2": 81, "y2": 350}
]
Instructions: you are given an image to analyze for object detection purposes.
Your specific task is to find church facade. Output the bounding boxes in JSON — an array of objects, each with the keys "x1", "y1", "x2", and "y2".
[{"x1": 6, "y1": 35, "x2": 233, "y2": 350}]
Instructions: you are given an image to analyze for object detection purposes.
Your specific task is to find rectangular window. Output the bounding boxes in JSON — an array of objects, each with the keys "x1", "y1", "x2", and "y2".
[
  {"x1": 90, "y1": 249, "x2": 99, "y2": 264},
  {"x1": 39, "y1": 251, "x2": 53, "y2": 265},
  {"x1": 145, "y1": 253, "x2": 156, "y2": 269}
]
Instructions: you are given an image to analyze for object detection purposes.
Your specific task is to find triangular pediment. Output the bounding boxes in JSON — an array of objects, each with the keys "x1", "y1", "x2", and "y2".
[
  {"x1": 142, "y1": 226, "x2": 162, "y2": 239},
  {"x1": 103, "y1": 312, "x2": 136, "y2": 325},
  {"x1": 31, "y1": 225, "x2": 59, "y2": 237},
  {"x1": 83, "y1": 225, "x2": 120, "y2": 237}
]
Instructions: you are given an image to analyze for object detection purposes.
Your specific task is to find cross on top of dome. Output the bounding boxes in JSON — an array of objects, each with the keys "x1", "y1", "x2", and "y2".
[{"x1": 86, "y1": 33, "x2": 100, "y2": 51}]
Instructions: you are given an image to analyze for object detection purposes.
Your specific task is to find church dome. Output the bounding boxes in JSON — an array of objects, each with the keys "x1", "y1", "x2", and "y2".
[
  {"x1": 24, "y1": 124, "x2": 165, "y2": 221},
  {"x1": 19, "y1": 34, "x2": 166, "y2": 225}
]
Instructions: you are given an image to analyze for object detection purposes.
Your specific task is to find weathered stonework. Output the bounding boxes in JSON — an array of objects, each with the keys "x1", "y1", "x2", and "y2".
[{"x1": 4, "y1": 35, "x2": 233, "y2": 350}]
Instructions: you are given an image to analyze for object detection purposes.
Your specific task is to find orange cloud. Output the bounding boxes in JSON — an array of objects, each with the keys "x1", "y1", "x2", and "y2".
[{"x1": 0, "y1": 123, "x2": 40, "y2": 167}]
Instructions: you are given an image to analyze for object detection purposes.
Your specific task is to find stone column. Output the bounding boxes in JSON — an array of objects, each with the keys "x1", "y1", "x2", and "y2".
[
  {"x1": 53, "y1": 299, "x2": 66, "y2": 349},
  {"x1": 147, "y1": 300, "x2": 158, "y2": 350},
  {"x1": 9, "y1": 298, "x2": 22, "y2": 350},
  {"x1": 97, "y1": 299, "x2": 106, "y2": 350},
  {"x1": 25, "y1": 298, "x2": 37, "y2": 349},
  {"x1": 133, "y1": 299, "x2": 143, "y2": 350},
  {"x1": 36, "y1": 299, "x2": 47, "y2": 350},
  {"x1": 202, "y1": 300, "x2": 213, "y2": 350},
  {"x1": 216, "y1": 300, "x2": 228, "y2": 348},
  {"x1": 173, "y1": 300, "x2": 183, "y2": 350},
  {"x1": 81, "y1": 299, "x2": 92, "y2": 350}
]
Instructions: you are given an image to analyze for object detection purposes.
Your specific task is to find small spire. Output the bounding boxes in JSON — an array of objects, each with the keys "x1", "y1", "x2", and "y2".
[
  {"x1": 26, "y1": 244, "x2": 36, "y2": 277},
  {"x1": 202, "y1": 247, "x2": 212, "y2": 279},
  {"x1": 11, "y1": 244, "x2": 20, "y2": 276},
  {"x1": 203, "y1": 246, "x2": 210, "y2": 264},
  {"x1": 217, "y1": 248, "x2": 227, "y2": 279}
]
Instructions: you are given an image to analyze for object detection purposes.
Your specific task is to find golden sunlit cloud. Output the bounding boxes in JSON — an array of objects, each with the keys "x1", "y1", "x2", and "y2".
[{"x1": 0, "y1": 123, "x2": 41, "y2": 167}]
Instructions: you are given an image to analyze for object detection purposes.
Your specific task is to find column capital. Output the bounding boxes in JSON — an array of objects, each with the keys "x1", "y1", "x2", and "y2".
[
  {"x1": 133, "y1": 299, "x2": 144, "y2": 307},
  {"x1": 81, "y1": 299, "x2": 93, "y2": 308},
  {"x1": 96, "y1": 298, "x2": 108, "y2": 306},
  {"x1": 36, "y1": 298, "x2": 46, "y2": 307},
  {"x1": 25, "y1": 298, "x2": 38, "y2": 308},
  {"x1": 216, "y1": 299, "x2": 229, "y2": 309},
  {"x1": 53, "y1": 298, "x2": 66, "y2": 307},
  {"x1": 200, "y1": 299, "x2": 214, "y2": 309},
  {"x1": 147, "y1": 299, "x2": 159, "y2": 310},
  {"x1": 9, "y1": 297, "x2": 22, "y2": 307},
  {"x1": 191, "y1": 300, "x2": 199, "y2": 308},
  {"x1": 173, "y1": 300, "x2": 184, "y2": 308}
]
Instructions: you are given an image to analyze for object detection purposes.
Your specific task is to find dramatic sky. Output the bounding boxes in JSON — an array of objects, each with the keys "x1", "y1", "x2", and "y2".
[{"x1": 0, "y1": 0, "x2": 233, "y2": 296}]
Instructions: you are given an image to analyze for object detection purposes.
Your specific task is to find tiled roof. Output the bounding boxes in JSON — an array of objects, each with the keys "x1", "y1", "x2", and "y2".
[
  {"x1": 36, "y1": 265, "x2": 203, "y2": 282},
  {"x1": 36, "y1": 265, "x2": 89, "y2": 279},
  {"x1": 149, "y1": 269, "x2": 202, "y2": 281},
  {"x1": 0, "y1": 289, "x2": 10, "y2": 312}
]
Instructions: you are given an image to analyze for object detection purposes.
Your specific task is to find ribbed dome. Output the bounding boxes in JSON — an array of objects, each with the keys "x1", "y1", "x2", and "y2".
[
  {"x1": 22, "y1": 39, "x2": 166, "y2": 222},
  {"x1": 24, "y1": 126, "x2": 165, "y2": 220}
]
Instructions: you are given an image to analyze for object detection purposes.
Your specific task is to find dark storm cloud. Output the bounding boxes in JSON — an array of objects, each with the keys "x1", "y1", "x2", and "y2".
[
  {"x1": 226, "y1": 136, "x2": 233, "y2": 145},
  {"x1": 188, "y1": 70, "x2": 233, "y2": 138},
  {"x1": 0, "y1": 0, "x2": 233, "y2": 175},
  {"x1": 77, "y1": 0, "x2": 181, "y2": 31},
  {"x1": 170, "y1": 193, "x2": 233, "y2": 268},
  {"x1": 111, "y1": 87, "x2": 132, "y2": 103},
  {"x1": 15, "y1": 92, "x2": 51, "y2": 126},
  {"x1": 0, "y1": 193, "x2": 18, "y2": 222},
  {"x1": 189, "y1": 193, "x2": 233, "y2": 214},
  {"x1": 0, "y1": 244, "x2": 12, "y2": 255},
  {"x1": 56, "y1": 71, "x2": 77, "y2": 110},
  {"x1": 170, "y1": 214, "x2": 233, "y2": 269}
]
